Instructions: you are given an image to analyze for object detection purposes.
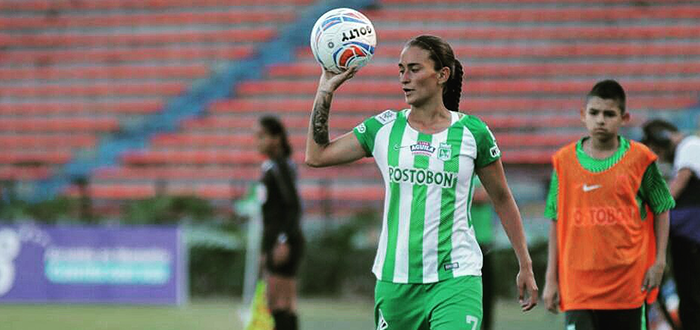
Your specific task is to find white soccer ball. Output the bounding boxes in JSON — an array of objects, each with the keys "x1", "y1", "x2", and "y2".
[{"x1": 310, "y1": 8, "x2": 377, "y2": 74}]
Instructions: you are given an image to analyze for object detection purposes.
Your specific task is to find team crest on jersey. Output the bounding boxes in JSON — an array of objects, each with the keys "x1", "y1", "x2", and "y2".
[
  {"x1": 410, "y1": 141, "x2": 435, "y2": 156},
  {"x1": 375, "y1": 110, "x2": 397, "y2": 125},
  {"x1": 437, "y1": 143, "x2": 452, "y2": 161}
]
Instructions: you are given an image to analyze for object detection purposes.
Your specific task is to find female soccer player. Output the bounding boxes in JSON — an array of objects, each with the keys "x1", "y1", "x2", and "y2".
[
  {"x1": 256, "y1": 116, "x2": 304, "y2": 330},
  {"x1": 305, "y1": 35, "x2": 538, "y2": 329}
]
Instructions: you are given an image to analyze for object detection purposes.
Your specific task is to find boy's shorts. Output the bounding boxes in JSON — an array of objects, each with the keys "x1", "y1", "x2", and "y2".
[
  {"x1": 565, "y1": 305, "x2": 647, "y2": 330},
  {"x1": 374, "y1": 275, "x2": 483, "y2": 330}
]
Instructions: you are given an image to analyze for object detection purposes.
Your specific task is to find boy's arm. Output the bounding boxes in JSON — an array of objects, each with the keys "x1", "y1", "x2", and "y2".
[
  {"x1": 642, "y1": 210, "x2": 669, "y2": 292},
  {"x1": 638, "y1": 161, "x2": 674, "y2": 292},
  {"x1": 543, "y1": 221, "x2": 560, "y2": 314}
]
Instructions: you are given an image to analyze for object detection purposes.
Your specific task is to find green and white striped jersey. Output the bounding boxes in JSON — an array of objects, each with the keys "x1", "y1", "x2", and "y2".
[{"x1": 353, "y1": 109, "x2": 501, "y2": 284}]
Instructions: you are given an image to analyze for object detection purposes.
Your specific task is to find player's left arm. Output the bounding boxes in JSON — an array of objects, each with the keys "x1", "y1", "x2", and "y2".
[
  {"x1": 477, "y1": 160, "x2": 538, "y2": 311},
  {"x1": 643, "y1": 210, "x2": 669, "y2": 292},
  {"x1": 639, "y1": 161, "x2": 674, "y2": 292}
]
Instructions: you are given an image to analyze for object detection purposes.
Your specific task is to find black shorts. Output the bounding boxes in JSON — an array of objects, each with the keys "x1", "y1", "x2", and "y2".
[
  {"x1": 565, "y1": 306, "x2": 646, "y2": 330},
  {"x1": 264, "y1": 235, "x2": 304, "y2": 277}
]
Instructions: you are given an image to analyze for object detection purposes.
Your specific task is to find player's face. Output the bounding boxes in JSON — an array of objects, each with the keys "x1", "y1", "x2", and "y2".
[
  {"x1": 255, "y1": 125, "x2": 278, "y2": 157},
  {"x1": 398, "y1": 46, "x2": 445, "y2": 107},
  {"x1": 581, "y1": 96, "x2": 630, "y2": 143}
]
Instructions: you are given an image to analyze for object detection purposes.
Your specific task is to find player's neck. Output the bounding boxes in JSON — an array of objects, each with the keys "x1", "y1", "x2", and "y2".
[
  {"x1": 584, "y1": 135, "x2": 620, "y2": 159},
  {"x1": 408, "y1": 101, "x2": 451, "y2": 134}
]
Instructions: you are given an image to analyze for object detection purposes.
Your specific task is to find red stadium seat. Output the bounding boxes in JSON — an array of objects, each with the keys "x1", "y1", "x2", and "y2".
[
  {"x1": 0, "y1": 0, "x2": 315, "y2": 11},
  {"x1": 0, "y1": 134, "x2": 97, "y2": 149},
  {"x1": 0, "y1": 118, "x2": 119, "y2": 132},
  {"x1": 236, "y1": 79, "x2": 700, "y2": 96},
  {"x1": 0, "y1": 46, "x2": 254, "y2": 64},
  {"x1": 380, "y1": 0, "x2": 689, "y2": 4},
  {"x1": 369, "y1": 25, "x2": 700, "y2": 42},
  {"x1": 268, "y1": 62, "x2": 700, "y2": 79},
  {"x1": 0, "y1": 82, "x2": 186, "y2": 97},
  {"x1": 365, "y1": 6, "x2": 700, "y2": 23},
  {"x1": 209, "y1": 96, "x2": 697, "y2": 113},
  {"x1": 0, "y1": 101, "x2": 163, "y2": 115},
  {"x1": 0, "y1": 151, "x2": 71, "y2": 165},
  {"x1": 0, "y1": 11, "x2": 295, "y2": 30},
  {"x1": 296, "y1": 42, "x2": 700, "y2": 60},
  {"x1": 0, "y1": 64, "x2": 209, "y2": 80},
  {"x1": 0, "y1": 29, "x2": 276, "y2": 47},
  {"x1": 0, "y1": 166, "x2": 53, "y2": 180}
]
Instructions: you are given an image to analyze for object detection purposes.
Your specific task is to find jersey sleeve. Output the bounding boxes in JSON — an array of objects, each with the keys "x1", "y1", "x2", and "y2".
[
  {"x1": 352, "y1": 110, "x2": 396, "y2": 156},
  {"x1": 467, "y1": 117, "x2": 501, "y2": 168},
  {"x1": 639, "y1": 161, "x2": 676, "y2": 214},
  {"x1": 544, "y1": 170, "x2": 559, "y2": 220}
]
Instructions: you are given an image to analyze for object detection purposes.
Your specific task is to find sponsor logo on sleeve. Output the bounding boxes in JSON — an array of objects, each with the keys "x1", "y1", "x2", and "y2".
[
  {"x1": 375, "y1": 110, "x2": 397, "y2": 125},
  {"x1": 356, "y1": 123, "x2": 367, "y2": 134},
  {"x1": 490, "y1": 145, "x2": 501, "y2": 158}
]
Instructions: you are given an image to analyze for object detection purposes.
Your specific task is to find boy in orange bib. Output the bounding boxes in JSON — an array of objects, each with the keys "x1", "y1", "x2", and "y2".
[{"x1": 542, "y1": 80, "x2": 675, "y2": 329}]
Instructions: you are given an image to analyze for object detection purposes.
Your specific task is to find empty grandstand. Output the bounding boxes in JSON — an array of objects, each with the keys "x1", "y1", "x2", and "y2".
[{"x1": 1, "y1": 0, "x2": 698, "y2": 219}]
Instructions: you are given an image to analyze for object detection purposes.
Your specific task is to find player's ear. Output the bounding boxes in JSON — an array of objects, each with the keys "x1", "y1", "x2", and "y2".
[
  {"x1": 438, "y1": 67, "x2": 450, "y2": 85},
  {"x1": 580, "y1": 107, "x2": 586, "y2": 123},
  {"x1": 621, "y1": 111, "x2": 630, "y2": 124}
]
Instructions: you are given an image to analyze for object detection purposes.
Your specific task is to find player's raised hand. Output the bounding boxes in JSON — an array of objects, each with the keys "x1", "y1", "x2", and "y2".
[
  {"x1": 517, "y1": 267, "x2": 539, "y2": 312},
  {"x1": 543, "y1": 280, "x2": 559, "y2": 314},
  {"x1": 318, "y1": 66, "x2": 359, "y2": 94}
]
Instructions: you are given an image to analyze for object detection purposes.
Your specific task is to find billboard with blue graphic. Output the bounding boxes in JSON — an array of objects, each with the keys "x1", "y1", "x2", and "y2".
[{"x1": 0, "y1": 224, "x2": 187, "y2": 304}]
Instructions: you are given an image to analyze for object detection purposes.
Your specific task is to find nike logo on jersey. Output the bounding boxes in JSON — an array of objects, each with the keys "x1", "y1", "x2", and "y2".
[{"x1": 582, "y1": 184, "x2": 602, "y2": 192}]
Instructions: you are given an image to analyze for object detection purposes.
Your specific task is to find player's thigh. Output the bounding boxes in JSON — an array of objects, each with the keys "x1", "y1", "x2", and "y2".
[
  {"x1": 375, "y1": 280, "x2": 428, "y2": 330},
  {"x1": 565, "y1": 310, "x2": 596, "y2": 330},
  {"x1": 428, "y1": 276, "x2": 483, "y2": 330}
]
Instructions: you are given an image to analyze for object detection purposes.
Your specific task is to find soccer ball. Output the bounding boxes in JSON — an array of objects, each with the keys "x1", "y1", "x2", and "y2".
[{"x1": 310, "y1": 8, "x2": 377, "y2": 74}]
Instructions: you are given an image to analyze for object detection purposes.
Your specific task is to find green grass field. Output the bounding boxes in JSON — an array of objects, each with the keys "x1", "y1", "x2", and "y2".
[{"x1": 1, "y1": 298, "x2": 562, "y2": 330}]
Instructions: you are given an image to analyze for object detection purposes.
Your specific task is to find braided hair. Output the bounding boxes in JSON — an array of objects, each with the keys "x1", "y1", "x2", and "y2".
[
  {"x1": 259, "y1": 115, "x2": 292, "y2": 158},
  {"x1": 405, "y1": 35, "x2": 464, "y2": 112}
]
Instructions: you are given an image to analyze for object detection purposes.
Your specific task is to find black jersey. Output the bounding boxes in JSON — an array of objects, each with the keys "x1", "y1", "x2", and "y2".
[{"x1": 260, "y1": 158, "x2": 302, "y2": 253}]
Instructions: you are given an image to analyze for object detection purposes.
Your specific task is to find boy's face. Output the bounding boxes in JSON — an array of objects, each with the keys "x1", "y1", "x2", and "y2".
[{"x1": 581, "y1": 96, "x2": 630, "y2": 143}]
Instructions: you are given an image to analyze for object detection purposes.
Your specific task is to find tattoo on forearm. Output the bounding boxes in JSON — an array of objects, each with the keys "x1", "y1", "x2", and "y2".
[{"x1": 312, "y1": 91, "x2": 332, "y2": 145}]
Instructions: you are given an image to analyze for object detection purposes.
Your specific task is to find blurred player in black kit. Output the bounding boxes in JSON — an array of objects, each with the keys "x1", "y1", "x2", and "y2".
[{"x1": 256, "y1": 116, "x2": 304, "y2": 330}]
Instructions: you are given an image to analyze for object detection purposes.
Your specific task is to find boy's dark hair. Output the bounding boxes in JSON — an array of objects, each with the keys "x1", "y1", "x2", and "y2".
[
  {"x1": 405, "y1": 35, "x2": 464, "y2": 112},
  {"x1": 641, "y1": 118, "x2": 678, "y2": 151},
  {"x1": 587, "y1": 79, "x2": 626, "y2": 114},
  {"x1": 260, "y1": 115, "x2": 292, "y2": 158}
]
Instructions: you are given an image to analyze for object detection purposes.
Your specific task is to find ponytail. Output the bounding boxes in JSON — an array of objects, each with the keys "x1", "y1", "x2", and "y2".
[{"x1": 443, "y1": 60, "x2": 463, "y2": 112}]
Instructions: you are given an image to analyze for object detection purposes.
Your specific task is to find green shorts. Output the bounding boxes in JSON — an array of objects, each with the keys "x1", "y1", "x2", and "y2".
[{"x1": 374, "y1": 275, "x2": 483, "y2": 330}]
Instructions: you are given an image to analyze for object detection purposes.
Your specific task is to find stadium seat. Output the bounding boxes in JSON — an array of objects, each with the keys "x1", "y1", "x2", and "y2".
[
  {"x1": 0, "y1": 46, "x2": 254, "y2": 64},
  {"x1": 267, "y1": 62, "x2": 700, "y2": 79},
  {"x1": 0, "y1": 0, "x2": 316, "y2": 11},
  {"x1": 0, "y1": 11, "x2": 295, "y2": 30},
  {"x1": 0, "y1": 29, "x2": 276, "y2": 48},
  {"x1": 0, "y1": 64, "x2": 209, "y2": 80},
  {"x1": 365, "y1": 6, "x2": 700, "y2": 22},
  {"x1": 0, "y1": 101, "x2": 163, "y2": 115}
]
